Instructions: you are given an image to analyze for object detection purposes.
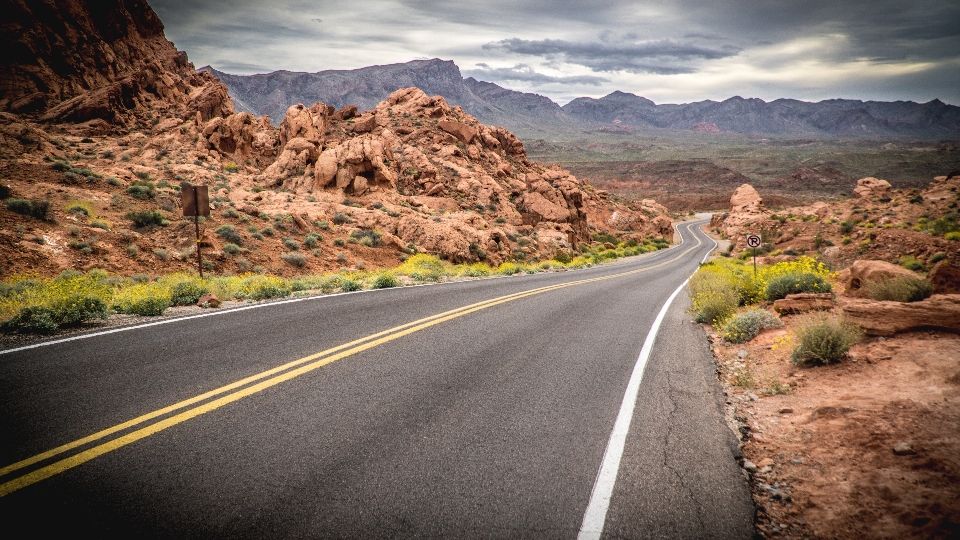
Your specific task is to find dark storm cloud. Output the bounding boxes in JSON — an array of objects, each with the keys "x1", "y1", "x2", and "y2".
[
  {"x1": 146, "y1": 0, "x2": 960, "y2": 104},
  {"x1": 483, "y1": 37, "x2": 740, "y2": 74},
  {"x1": 463, "y1": 64, "x2": 609, "y2": 85}
]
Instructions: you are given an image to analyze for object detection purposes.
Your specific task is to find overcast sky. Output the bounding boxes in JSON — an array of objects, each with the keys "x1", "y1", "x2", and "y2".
[{"x1": 150, "y1": 0, "x2": 960, "y2": 106}]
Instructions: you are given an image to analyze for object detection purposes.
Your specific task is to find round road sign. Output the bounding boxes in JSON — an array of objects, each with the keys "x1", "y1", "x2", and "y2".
[{"x1": 745, "y1": 234, "x2": 762, "y2": 249}]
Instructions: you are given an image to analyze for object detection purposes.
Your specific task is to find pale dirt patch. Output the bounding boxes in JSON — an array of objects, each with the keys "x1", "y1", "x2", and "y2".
[{"x1": 710, "y1": 323, "x2": 960, "y2": 539}]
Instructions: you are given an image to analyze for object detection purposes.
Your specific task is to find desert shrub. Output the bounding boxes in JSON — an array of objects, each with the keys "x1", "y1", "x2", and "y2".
[
  {"x1": 929, "y1": 252, "x2": 947, "y2": 264},
  {"x1": 350, "y1": 229, "x2": 382, "y2": 247},
  {"x1": 863, "y1": 276, "x2": 933, "y2": 303},
  {"x1": 282, "y1": 237, "x2": 300, "y2": 251},
  {"x1": 791, "y1": 315, "x2": 861, "y2": 365},
  {"x1": 89, "y1": 219, "x2": 111, "y2": 230},
  {"x1": 303, "y1": 232, "x2": 322, "y2": 248},
  {"x1": 126, "y1": 180, "x2": 155, "y2": 200},
  {"x1": 396, "y1": 253, "x2": 448, "y2": 281},
  {"x1": 165, "y1": 275, "x2": 210, "y2": 305},
  {"x1": 126, "y1": 210, "x2": 166, "y2": 227},
  {"x1": 239, "y1": 275, "x2": 291, "y2": 300},
  {"x1": 497, "y1": 261, "x2": 521, "y2": 275},
  {"x1": 339, "y1": 278, "x2": 362, "y2": 292},
  {"x1": 839, "y1": 220, "x2": 855, "y2": 234},
  {"x1": 765, "y1": 272, "x2": 832, "y2": 301},
  {"x1": 260, "y1": 226, "x2": 275, "y2": 236},
  {"x1": 153, "y1": 248, "x2": 170, "y2": 261},
  {"x1": 945, "y1": 231, "x2": 960, "y2": 241},
  {"x1": 222, "y1": 207, "x2": 239, "y2": 218},
  {"x1": 332, "y1": 212, "x2": 350, "y2": 225},
  {"x1": 461, "y1": 263, "x2": 491, "y2": 277},
  {"x1": 333, "y1": 238, "x2": 345, "y2": 246},
  {"x1": 222, "y1": 243, "x2": 241, "y2": 255},
  {"x1": 689, "y1": 261, "x2": 744, "y2": 325},
  {"x1": 371, "y1": 272, "x2": 399, "y2": 289},
  {"x1": 281, "y1": 252, "x2": 307, "y2": 267},
  {"x1": 223, "y1": 161, "x2": 239, "y2": 173},
  {"x1": 65, "y1": 200, "x2": 94, "y2": 217},
  {"x1": 721, "y1": 309, "x2": 784, "y2": 344},
  {"x1": 111, "y1": 282, "x2": 171, "y2": 316},
  {"x1": 215, "y1": 224, "x2": 242, "y2": 245},
  {"x1": 898, "y1": 255, "x2": 924, "y2": 271},
  {"x1": 0, "y1": 273, "x2": 109, "y2": 333},
  {"x1": 6, "y1": 198, "x2": 52, "y2": 221}
]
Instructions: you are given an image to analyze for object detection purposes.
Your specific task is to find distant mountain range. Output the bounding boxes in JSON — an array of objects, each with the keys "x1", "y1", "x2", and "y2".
[{"x1": 201, "y1": 59, "x2": 960, "y2": 139}]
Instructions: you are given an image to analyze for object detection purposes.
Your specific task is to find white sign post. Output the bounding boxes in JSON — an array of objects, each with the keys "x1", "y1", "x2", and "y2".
[{"x1": 746, "y1": 234, "x2": 762, "y2": 274}]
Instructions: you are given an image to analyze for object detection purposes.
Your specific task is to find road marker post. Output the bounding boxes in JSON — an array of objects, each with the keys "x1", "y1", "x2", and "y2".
[
  {"x1": 181, "y1": 183, "x2": 210, "y2": 278},
  {"x1": 745, "y1": 233, "x2": 761, "y2": 275}
]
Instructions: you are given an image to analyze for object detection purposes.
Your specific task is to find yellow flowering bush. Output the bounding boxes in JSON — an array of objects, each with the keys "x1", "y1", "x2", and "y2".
[{"x1": 111, "y1": 282, "x2": 171, "y2": 316}]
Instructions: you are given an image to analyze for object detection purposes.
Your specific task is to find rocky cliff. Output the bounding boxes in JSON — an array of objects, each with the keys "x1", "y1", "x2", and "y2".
[
  {"x1": 0, "y1": 0, "x2": 233, "y2": 130},
  {"x1": 0, "y1": 1, "x2": 672, "y2": 277}
]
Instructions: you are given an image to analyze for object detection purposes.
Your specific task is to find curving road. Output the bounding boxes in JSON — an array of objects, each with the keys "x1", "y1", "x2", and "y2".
[{"x1": 0, "y1": 219, "x2": 752, "y2": 539}]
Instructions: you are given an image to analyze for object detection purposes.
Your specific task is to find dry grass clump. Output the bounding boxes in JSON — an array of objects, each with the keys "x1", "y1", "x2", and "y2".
[
  {"x1": 863, "y1": 276, "x2": 933, "y2": 303},
  {"x1": 790, "y1": 314, "x2": 862, "y2": 365}
]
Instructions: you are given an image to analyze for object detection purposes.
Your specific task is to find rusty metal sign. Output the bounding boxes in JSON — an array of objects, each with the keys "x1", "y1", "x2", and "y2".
[{"x1": 181, "y1": 184, "x2": 210, "y2": 217}]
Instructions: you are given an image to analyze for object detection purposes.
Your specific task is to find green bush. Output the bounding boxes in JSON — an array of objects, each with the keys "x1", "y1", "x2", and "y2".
[
  {"x1": 304, "y1": 232, "x2": 322, "y2": 248},
  {"x1": 126, "y1": 210, "x2": 166, "y2": 227},
  {"x1": 112, "y1": 283, "x2": 171, "y2": 316},
  {"x1": 791, "y1": 315, "x2": 861, "y2": 365},
  {"x1": 282, "y1": 237, "x2": 301, "y2": 251},
  {"x1": 350, "y1": 229, "x2": 382, "y2": 246},
  {"x1": 332, "y1": 212, "x2": 350, "y2": 225},
  {"x1": 372, "y1": 272, "x2": 399, "y2": 289},
  {"x1": 168, "y1": 279, "x2": 209, "y2": 306},
  {"x1": 721, "y1": 309, "x2": 784, "y2": 344},
  {"x1": 395, "y1": 254, "x2": 447, "y2": 281},
  {"x1": 863, "y1": 276, "x2": 933, "y2": 303},
  {"x1": 222, "y1": 243, "x2": 241, "y2": 255},
  {"x1": 689, "y1": 268, "x2": 738, "y2": 325},
  {"x1": 898, "y1": 255, "x2": 924, "y2": 271},
  {"x1": 126, "y1": 180, "x2": 155, "y2": 200},
  {"x1": 340, "y1": 278, "x2": 362, "y2": 292},
  {"x1": 6, "y1": 198, "x2": 52, "y2": 221},
  {"x1": 765, "y1": 272, "x2": 832, "y2": 301},
  {"x1": 0, "y1": 273, "x2": 109, "y2": 333},
  {"x1": 239, "y1": 275, "x2": 291, "y2": 300},
  {"x1": 215, "y1": 224, "x2": 242, "y2": 245}
]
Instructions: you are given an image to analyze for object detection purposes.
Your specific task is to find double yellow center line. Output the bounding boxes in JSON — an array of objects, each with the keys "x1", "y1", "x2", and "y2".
[{"x1": 0, "y1": 232, "x2": 703, "y2": 497}]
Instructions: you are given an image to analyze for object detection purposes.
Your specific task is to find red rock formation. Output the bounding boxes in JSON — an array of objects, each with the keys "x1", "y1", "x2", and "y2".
[
  {"x1": 839, "y1": 295, "x2": 960, "y2": 336},
  {"x1": 1, "y1": 0, "x2": 233, "y2": 128},
  {"x1": 773, "y1": 293, "x2": 835, "y2": 314}
]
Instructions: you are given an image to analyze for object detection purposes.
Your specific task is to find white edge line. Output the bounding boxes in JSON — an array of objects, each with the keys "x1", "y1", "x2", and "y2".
[
  {"x1": 577, "y1": 220, "x2": 713, "y2": 540},
  {"x1": 1, "y1": 219, "x2": 711, "y2": 356}
]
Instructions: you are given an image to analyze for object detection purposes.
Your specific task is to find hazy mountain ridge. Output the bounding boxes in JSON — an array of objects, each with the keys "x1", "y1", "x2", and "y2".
[{"x1": 205, "y1": 60, "x2": 960, "y2": 139}]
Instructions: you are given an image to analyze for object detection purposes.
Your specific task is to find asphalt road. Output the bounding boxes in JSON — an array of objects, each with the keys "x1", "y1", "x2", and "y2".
[{"x1": 0, "y1": 219, "x2": 753, "y2": 539}]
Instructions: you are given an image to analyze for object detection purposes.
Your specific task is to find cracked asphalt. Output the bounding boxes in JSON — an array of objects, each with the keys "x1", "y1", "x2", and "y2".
[{"x1": 0, "y1": 220, "x2": 752, "y2": 538}]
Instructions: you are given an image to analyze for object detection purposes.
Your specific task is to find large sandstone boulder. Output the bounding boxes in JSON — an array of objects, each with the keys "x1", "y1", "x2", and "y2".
[
  {"x1": 929, "y1": 261, "x2": 960, "y2": 294},
  {"x1": 839, "y1": 295, "x2": 960, "y2": 336},
  {"x1": 853, "y1": 177, "x2": 892, "y2": 199},
  {"x1": 839, "y1": 259, "x2": 919, "y2": 296},
  {"x1": 730, "y1": 184, "x2": 766, "y2": 215}
]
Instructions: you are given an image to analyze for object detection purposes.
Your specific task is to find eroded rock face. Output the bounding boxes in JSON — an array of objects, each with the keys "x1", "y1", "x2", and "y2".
[
  {"x1": 853, "y1": 177, "x2": 892, "y2": 199},
  {"x1": 731, "y1": 184, "x2": 766, "y2": 215},
  {"x1": 714, "y1": 183, "x2": 778, "y2": 250},
  {"x1": 2, "y1": 0, "x2": 233, "y2": 128},
  {"x1": 773, "y1": 293, "x2": 835, "y2": 314},
  {"x1": 929, "y1": 261, "x2": 960, "y2": 294},
  {"x1": 839, "y1": 295, "x2": 960, "y2": 336}
]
